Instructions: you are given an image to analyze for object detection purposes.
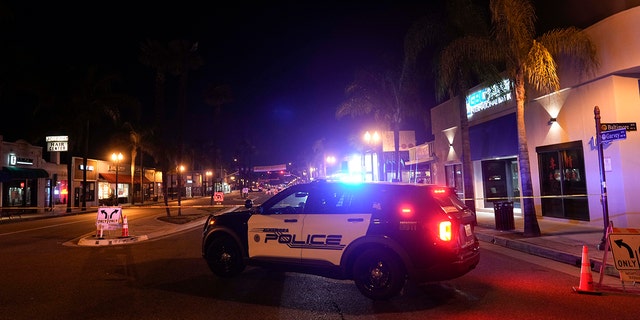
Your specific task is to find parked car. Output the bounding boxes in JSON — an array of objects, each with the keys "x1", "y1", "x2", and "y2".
[{"x1": 201, "y1": 180, "x2": 480, "y2": 300}]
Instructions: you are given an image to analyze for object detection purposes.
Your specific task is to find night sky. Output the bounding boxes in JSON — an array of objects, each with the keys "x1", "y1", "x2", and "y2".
[{"x1": 1, "y1": 1, "x2": 634, "y2": 167}]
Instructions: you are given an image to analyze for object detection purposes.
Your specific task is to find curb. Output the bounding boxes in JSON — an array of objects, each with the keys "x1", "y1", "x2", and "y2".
[
  {"x1": 476, "y1": 232, "x2": 620, "y2": 278},
  {"x1": 77, "y1": 234, "x2": 149, "y2": 246}
]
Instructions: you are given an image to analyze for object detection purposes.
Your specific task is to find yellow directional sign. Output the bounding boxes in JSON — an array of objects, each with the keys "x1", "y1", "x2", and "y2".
[{"x1": 609, "y1": 230, "x2": 640, "y2": 271}]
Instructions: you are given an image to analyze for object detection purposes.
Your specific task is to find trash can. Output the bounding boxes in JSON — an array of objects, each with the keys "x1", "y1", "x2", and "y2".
[{"x1": 493, "y1": 201, "x2": 515, "y2": 230}]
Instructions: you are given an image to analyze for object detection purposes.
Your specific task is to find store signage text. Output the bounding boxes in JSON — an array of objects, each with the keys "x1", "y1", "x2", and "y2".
[
  {"x1": 46, "y1": 135, "x2": 69, "y2": 152},
  {"x1": 466, "y1": 79, "x2": 512, "y2": 118},
  {"x1": 9, "y1": 154, "x2": 34, "y2": 166},
  {"x1": 601, "y1": 128, "x2": 627, "y2": 143},
  {"x1": 601, "y1": 122, "x2": 637, "y2": 132}
]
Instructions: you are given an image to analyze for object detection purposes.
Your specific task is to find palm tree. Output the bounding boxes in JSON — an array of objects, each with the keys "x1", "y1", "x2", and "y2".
[
  {"x1": 65, "y1": 66, "x2": 140, "y2": 211},
  {"x1": 139, "y1": 39, "x2": 202, "y2": 216},
  {"x1": 202, "y1": 83, "x2": 234, "y2": 183},
  {"x1": 336, "y1": 59, "x2": 420, "y2": 181},
  {"x1": 404, "y1": 0, "x2": 493, "y2": 216},
  {"x1": 168, "y1": 39, "x2": 202, "y2": 216},
  {"x1": 122, "y1": 122, "x2": 154, "y2": 204},
  {"x1": 433, "y1": 0, "x2": 598, "y2": 236},
  {"x1": 139, "y1": 39, "x2": 170, "y2": 130},
  {"x1": 139, "y1": 39, "x2": 173, "y2": 216}
]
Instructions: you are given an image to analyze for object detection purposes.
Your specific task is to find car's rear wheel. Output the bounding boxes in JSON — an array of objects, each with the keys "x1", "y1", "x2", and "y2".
[
  {"x1": 352, "y1": 248, "x2": 406, "y2": 300},
  {"x1": 205, "y1": 235, "x2": 245, "y2": 278}
]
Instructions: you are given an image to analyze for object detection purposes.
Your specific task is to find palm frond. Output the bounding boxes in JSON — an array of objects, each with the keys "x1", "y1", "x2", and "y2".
[
  {"x1": 537, "y1": 27, "x2": 600, "y2": 76},
  {"x1": 523, "y1": 40, "x2": 559, "y2": 93},
  {"x1": 490, "y1": 0, "x2": 536, "y2": 60}
]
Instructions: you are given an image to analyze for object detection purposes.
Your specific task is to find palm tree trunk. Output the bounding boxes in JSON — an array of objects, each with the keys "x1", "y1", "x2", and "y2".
[
  {"x1": 515, "y1": 70, "x2": 541, "y2": 237},
  {"x1": 130, "y1": 147, "x2": 136, "y2": 205},
  {"x1": 459, "y1": 94, "x2": 476, "y2": 217},
  {"x1": 393, "y1": 125, "x2": 401, "y2": 181},
  {"x1": 163, "y1": 169, "x2": 171, "y2": 217},
  {"x1": 139, "y1": 153, "x2": 144, "y2": 204},
  {"x1": 82, "y1": 120, "x2": 89, "y2": 211}
]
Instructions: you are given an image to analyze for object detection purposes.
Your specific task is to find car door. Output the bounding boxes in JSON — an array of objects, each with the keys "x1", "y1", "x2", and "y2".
[
  {"x1": 247, "y1": 188, "x2": 309, "y2": 260},
  {"x1": 300, "y1": 185, "x2": 372, "y2": 265}
]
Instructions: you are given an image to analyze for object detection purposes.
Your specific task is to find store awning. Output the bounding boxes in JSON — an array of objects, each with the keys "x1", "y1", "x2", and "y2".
[
  {"x1": 0, "y1": 167, "x2": 50, "y2": 182},
  {"x1": 99, "y1": 173, "x2": 153, "y2": 184}
]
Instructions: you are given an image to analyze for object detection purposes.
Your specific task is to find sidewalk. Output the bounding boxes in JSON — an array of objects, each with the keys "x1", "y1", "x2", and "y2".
[{"x1": 474, "y1": 210, "x2": 621, "y2": 278}]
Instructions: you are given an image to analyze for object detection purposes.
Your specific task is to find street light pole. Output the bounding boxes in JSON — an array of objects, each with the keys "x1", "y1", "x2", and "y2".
[
  {"x1": 177, "y1": 165, "x2": 185, "y2": 216},
  {"x1": 364, "y1": 131, "x2": 380, "y2": 181},
  {"x1": 206, "y1": 170, "x2": 213, "y2": 205},
  {"x1": 111, "y1": 152, "x2": 123, "y2": 205}
]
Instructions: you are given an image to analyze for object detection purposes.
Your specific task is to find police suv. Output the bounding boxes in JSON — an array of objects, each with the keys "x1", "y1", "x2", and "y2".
[{"x1": 201, "y1": 180, "x2": 480, "y2": 300}]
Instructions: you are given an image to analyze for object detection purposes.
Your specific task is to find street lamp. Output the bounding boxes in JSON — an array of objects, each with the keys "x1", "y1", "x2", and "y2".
[
  {"x1": 111, "y1": 152, "x2": 123, "y2": 205},
  {"x1": 178, "y1": 165, "x2": 185, "y2": 215},
  {"x1": 325, "y1": 155, "x2": 336, "y2": 178},
  {"x1": 363, "y1": 131, "x2": 380, "y2": 181},
  {"x1": 206, "y1": 170, "x2": 213, "y2": 205}
]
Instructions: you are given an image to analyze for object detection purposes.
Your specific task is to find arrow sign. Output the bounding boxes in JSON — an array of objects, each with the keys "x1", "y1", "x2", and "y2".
[
  {"x1": 614, "y1": 239, "x2": 634, "y2": 258},
  {"x1": 601, "y1": 128, "x2": 626, "y2": 143},
  {"x1": 609, "y1": 233, "x2": 640, "y2": 270}
]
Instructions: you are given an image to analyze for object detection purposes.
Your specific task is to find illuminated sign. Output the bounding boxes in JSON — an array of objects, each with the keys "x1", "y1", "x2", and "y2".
[
  {"x1": 601, "y1": 122, "x2": 637, "y2": 132},
  {"x1": 601, "y1": 128, "x2": 626, "y2": 143},
  {"x1": 9, "y1": 154, "x2": 34, "y2": 166},
  {"x1": 79, "y1": 165, "x2": 95, "y2": 171},
  {"x1": 46, "y1": 136, "x2": 68, "y2": 142},
  {"x1": 46, "y1": 135, "x2": 69, "y2": 152},
  {"x1": 466, "y1": 79, "x2": 512, "y2": 118}
]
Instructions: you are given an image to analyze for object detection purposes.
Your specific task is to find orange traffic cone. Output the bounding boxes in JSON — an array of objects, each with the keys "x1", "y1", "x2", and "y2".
[
  {"x1": 572, "y1": 245, "x2": 601, "y2": 295},
  {"x1": 97, "y1": 224, "x2": 104, "y2": 239},
  {"x1": 121, "y1": 215, "x2": 129, "y2": 237}
]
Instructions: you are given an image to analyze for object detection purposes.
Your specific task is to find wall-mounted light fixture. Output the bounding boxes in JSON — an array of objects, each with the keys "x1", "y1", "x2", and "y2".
[{"x1": 548, "y1": 117, "x2": 557, "y2": 125}]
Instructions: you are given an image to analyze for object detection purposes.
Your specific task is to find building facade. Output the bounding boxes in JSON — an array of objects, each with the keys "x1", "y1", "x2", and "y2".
[
  {"x1": 0, "y1": 136, "x2": 168, "y2": 212},
  {"x1": 0, "y1": 137, "x2": 52, "y2": 212},
  {"x1": 430, "y1": 6, "x2": 640, "y2": 228}
]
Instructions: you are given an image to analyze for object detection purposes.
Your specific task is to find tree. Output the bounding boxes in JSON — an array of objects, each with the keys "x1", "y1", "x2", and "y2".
[
  {"x1": 167, "y1": 39, "x2": 202, "y2": 216},
  {"x1": 202, "y1": 83, "x2": 234, "y2": 189},
  {"x1": 139, "y1": 39, "x2": 172, "y2": 215},
  {"x1": 64, "y1": 66, "x2": 139, "y2": 211},
  {"x1": 404, "y1": 0, "x2": 493, "y2": 215},
  {"x1": 336, "y1": 58, "x2": 421, "y2": 181},
  {"x1": 122, "y1": 122, "x2": 154, "y2": 204},
  {"x1": 139, "y1": 39, "x2": 203, "y2": 216},
  {"x1": 432, "y1": 0, "x2": 598, "y2": 236}
]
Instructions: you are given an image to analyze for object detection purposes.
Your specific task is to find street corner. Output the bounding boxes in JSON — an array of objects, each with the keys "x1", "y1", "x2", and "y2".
[{"x1": 76, "y1": 234, "x2": 149, "y2": 247}]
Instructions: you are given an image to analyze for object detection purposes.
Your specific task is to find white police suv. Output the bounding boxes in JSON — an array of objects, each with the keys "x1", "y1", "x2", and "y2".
[{"x1": 201, "y1": 180, "x2": 479, "y2": 300}]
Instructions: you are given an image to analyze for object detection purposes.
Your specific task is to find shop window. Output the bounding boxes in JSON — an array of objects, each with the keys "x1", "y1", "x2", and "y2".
[
  {"x1": 80, "y1": 181, "x2": 95, "y2": 202},
  {"x1": 445, "y1": 164, "x2": 463, "y2": 199},
  {"x1": 536, "y1": 141, "x2": 589, "y2": 221}
]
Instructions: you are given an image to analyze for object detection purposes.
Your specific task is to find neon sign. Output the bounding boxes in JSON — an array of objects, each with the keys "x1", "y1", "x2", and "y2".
[{"x1": 465, "y1": 79, "x2": 512, "y2": 118}]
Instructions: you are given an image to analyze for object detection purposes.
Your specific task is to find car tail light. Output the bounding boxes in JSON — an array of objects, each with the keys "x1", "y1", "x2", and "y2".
[
  {"x1": 400, "y1": 207, "x2": 412, "y2": 218},
  {"x1": 438, "y1": 221, "x2": 452, "y2": 241},
  {"x1": 432, "y1": 188, "x2": 448, "y2": 195}
]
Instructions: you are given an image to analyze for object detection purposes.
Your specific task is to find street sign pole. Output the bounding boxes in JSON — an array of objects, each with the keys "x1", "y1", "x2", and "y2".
[{"x1": 594, "y1": 106, "x2": 610, "y2": 251}]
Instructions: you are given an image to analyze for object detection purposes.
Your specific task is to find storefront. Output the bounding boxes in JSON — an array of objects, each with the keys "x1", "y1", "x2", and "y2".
[
  {"x1": 0, "y1": 138, "x2": 50, "y2": 212},
  {"x1": 430, "y1": 7, "x2": 640, "y2": 228},
  {"x1": 406, "y1": 142, "x2": 435, "y2": 184}
]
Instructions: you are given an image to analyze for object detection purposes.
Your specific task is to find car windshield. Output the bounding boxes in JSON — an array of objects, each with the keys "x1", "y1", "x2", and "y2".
[{"x1": 263, "y1": 191, "x2": 309, "y2": 214}]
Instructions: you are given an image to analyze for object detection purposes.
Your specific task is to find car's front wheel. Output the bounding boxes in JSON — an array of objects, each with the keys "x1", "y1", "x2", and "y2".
[
  {"x1": 205, "y1": 235, "x2": 245, "y2": 278},
  {"x1": 352, "y1": 248, "x2": 406, "y2": 300}
]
